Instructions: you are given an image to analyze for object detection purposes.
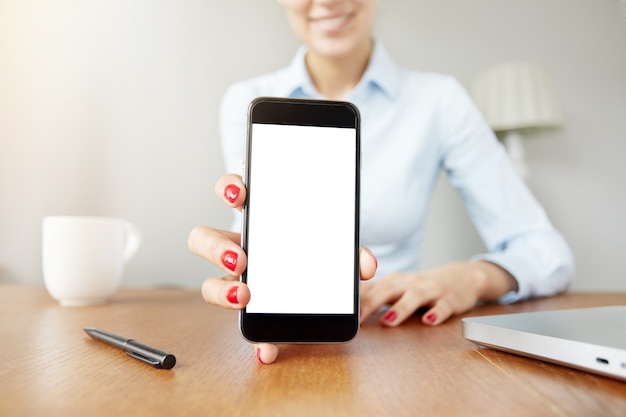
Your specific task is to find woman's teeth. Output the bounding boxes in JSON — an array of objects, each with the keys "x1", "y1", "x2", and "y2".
[{"x1": 315, "y1": 15, "x2": 348, "y2": 30}]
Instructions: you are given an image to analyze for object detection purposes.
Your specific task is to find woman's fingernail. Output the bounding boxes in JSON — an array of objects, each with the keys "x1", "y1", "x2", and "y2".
[
  {"x1": 256, "y1": 347, "x2": 266, "y2": 364},
  {"x1": 224, "y1": 184, "x2": 240, "y2": 203},
  {"x1": 227, "y1": 286, "x2": 239, "y2": 304},
  {"x1": 426, "y1": 313, "x2": 437, "y2": 323},
  {"x1": 222, "y1": 250, "x2": 238, "y2": 271},
  {"x1": 383, "y1": 310, "x2": 397, "y2": 322}
]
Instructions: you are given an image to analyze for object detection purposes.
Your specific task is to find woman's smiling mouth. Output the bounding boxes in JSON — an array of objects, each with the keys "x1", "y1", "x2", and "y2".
[{"x1": 310, "y1": 13, "x2": 353, "y2": 32}]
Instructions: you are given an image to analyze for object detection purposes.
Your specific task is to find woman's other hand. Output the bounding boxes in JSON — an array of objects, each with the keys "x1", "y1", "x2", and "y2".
[{"x1": 360, "y1": 261, "x2": 518, "y2": 326}]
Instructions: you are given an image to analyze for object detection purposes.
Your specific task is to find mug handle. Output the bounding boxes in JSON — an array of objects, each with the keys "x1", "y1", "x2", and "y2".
[{"x1": 123, "y1": 222, "x2": 142, "y2": 262}]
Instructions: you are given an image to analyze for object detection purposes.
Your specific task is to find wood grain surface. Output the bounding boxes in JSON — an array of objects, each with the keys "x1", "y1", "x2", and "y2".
[{"x1": 1, "y1": 285, "x2": 625, "y2": 416}]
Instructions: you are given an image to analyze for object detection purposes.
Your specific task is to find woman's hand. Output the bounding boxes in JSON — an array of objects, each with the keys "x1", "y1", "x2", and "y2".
[
  {"x1": 359, "y1": 261, "x2": 518, "y2": 326},
  {"x1": 188, "y1": 174, "x2": 377, "y2": 364}
]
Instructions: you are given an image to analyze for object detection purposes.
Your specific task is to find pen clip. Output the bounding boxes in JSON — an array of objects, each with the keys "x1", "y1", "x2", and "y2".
[{"x1": 126, "y1": 351, "x2": 161, "y2": 368}]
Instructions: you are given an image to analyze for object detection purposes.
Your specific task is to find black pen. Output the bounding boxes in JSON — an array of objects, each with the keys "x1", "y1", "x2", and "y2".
[{"x1": 84, "y1": 327, "x2": 176, "y2": 370}]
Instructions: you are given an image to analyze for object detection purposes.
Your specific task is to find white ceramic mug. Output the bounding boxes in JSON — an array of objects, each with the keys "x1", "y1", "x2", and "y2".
[{"x1": 42, "y1": 216, "x2": 141, "y2": 306}]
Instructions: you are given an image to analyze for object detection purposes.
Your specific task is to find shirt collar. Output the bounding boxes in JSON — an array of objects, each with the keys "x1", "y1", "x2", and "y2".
[
  {"x1": 280, "y1": 45, "x2": 317, "y2": 98},
  {"x1": 280, "y1": 39, "x2": 401, "y2": 99},
  {"x1": 357, "y1": 40, "x2": 400, "y2": 99}
]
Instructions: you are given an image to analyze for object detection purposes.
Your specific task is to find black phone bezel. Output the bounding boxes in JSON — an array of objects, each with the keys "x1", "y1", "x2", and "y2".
[{"x1": 240, "y1": 97, "x2": 361, "y2": 344}]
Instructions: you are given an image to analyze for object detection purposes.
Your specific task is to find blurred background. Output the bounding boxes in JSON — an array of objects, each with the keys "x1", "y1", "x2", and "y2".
[{"x1": 1, "y1": 0, "x2": 625, "y2": 291}]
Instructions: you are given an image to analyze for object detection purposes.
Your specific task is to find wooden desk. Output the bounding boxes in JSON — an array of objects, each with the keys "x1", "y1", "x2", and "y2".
[{"x1": 1, "y1": 285, "x2": 625, "y2": 416}]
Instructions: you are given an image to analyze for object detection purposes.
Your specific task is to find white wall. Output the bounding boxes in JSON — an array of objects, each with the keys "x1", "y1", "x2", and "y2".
[{"x1": 1, "y1": 0, "x2": 625, "y2": 292}]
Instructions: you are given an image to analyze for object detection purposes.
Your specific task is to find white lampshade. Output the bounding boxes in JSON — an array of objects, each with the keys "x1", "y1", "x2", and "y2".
[{"x1": 471, "y1": 62, "x2": 563, "y2": 132}]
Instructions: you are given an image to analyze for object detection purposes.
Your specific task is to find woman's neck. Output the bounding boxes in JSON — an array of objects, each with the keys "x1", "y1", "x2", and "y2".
[{"x1": 305, "y1": 39, "x2": 374, "y2": 101}]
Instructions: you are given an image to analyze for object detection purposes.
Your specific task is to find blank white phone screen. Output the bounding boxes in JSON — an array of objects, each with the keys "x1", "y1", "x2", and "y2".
[{"x1": 245, "y1": 123, "x2": 357, "y2": 314}]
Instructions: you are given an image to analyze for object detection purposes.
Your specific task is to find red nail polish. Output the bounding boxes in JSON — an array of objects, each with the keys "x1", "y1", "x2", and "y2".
[
  {"x1": 256, "y1": 347, "x2": 265, "y2": 364},
  {"x1": 426, "y1": 313, "x2": 437, "y2": 323},
  {"x1": 222, "y1": 250, "x2": 238, "y2": 272},
  {"x1": 383, "y1": 310, "x2": 397, "y2": 322},
  {"x1": 227, "y1": 286, "x2": 238, "y2": 304},
  {"x1": 224, "y1": 184, "x2": 240, "y2": 203}
]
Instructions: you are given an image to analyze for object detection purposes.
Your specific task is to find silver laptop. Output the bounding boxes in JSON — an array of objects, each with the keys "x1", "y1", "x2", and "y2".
[{"x1": 462, "y1": 305, "x2": 626, "y2": 381}]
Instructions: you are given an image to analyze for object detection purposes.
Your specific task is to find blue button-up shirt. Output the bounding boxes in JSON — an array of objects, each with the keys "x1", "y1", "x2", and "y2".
[{"x1": 219, "y1": 41, "x2": 574, "y2": 303}]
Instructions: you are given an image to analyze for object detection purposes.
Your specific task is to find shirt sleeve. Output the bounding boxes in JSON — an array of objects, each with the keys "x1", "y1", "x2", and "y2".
[{"x1": 438, "y1": 78, "x2": 575, "y2": 303}]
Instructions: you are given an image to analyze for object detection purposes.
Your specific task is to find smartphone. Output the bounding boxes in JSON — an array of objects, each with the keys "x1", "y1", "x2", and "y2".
[{"x1": 240, "y1": 97, "x2": 361, "y2": 343}]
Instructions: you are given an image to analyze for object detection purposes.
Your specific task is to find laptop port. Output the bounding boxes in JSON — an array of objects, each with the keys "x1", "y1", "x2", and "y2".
[{"x1": 596, "y1": 357, "x2": 609, "y2": 365}]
